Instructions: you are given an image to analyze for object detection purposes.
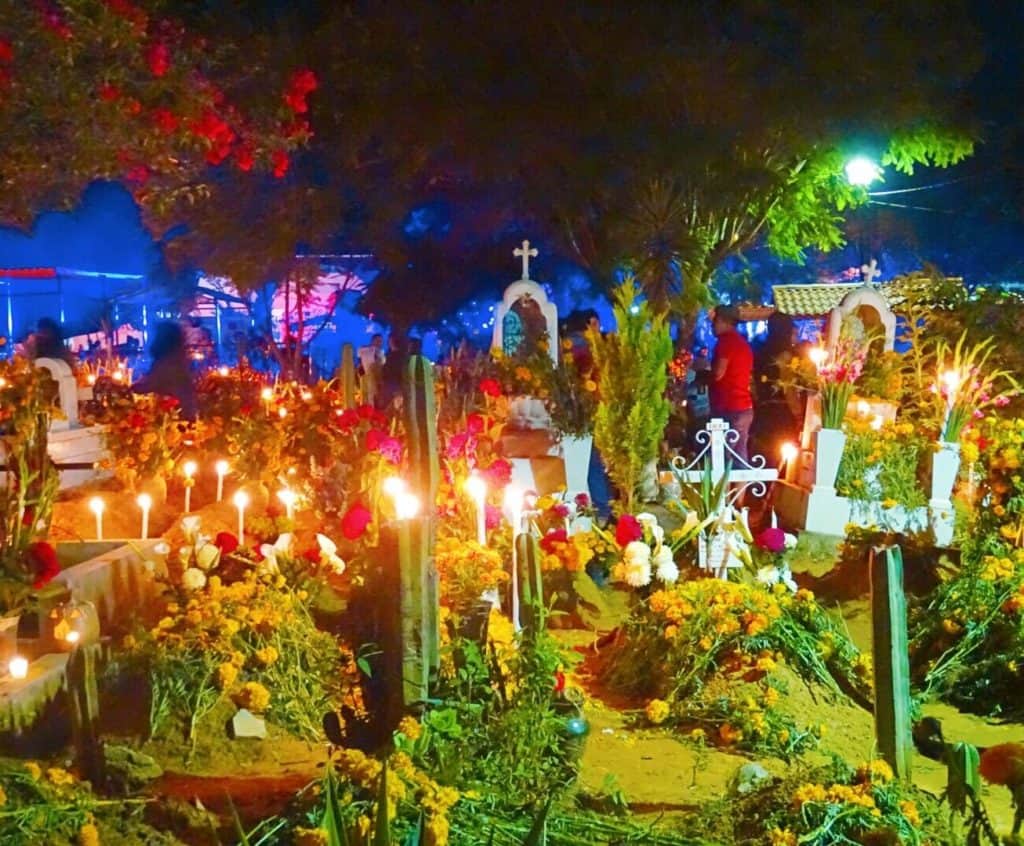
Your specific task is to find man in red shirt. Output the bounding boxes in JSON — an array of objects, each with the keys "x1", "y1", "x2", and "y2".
[{"x1": 709, "y1": 305, "x2": 754, "y2": 460}]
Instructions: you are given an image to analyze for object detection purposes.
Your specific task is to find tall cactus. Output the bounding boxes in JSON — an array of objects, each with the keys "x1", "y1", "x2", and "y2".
[
  {"x1": 515, "y1": 533, "x2": 546, "y2": 637},
  {"x1": 339, "y1": 344, "x2": 356, "y2": 409},
  {"x1": 67, "y1": 646, "x2": 106, "y2": 788},
  {"x1": 402, "y1": 355, "x2": 441, "y2": 682},
  {"x1": 869, "y1": 544, "x2": 913, "y2": 780}
]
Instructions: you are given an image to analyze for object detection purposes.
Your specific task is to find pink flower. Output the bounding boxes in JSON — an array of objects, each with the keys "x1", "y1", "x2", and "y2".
[
  {"x1": 755, "y1": 527, "x2": 786, "y2": 553},
  {"x1": 485, "y1": 504, "x2": 502, "y2": 530},
  {"x1": 615, "y1": 514, "x2": 643, "y2": 546},
  {"x1": 341, "y1": 504, "x2": 372, "y2": 540},
  {"x1": 574, "y1": 493, "x2": 591, "y2": 509},
  {"x1": 483, "y1": 458, "x2": 512, "y2": 489},
  {"x1": 466, "y1": 413, "x2": 485, "y2": 435}
]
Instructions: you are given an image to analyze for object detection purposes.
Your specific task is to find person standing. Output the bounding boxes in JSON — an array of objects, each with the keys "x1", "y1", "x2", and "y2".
[
  {"x1": 709, "y1": 305, "x2": 754, "y2": 460},
  {"x1": 133, "y1": 322, "x2": 197, "y2": 420},
  {"x1": 751, "y1": 312, "x2": 801, "y2": 463}
]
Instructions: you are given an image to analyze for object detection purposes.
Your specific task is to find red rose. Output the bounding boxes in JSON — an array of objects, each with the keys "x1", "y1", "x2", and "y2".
[
  {"x1": 755, "y1": 527, "x2": 786, "y2": 554},
  {"x1": 479, "y1": 378, "x2": 501, "y2": 398},
  {"x1": 28, "y1": 541, "x2": 60, "y2": 589},
  {"x1": 341, "y1": 504, "x2": 372, "y2": 540},
  {"x1": 615, "y1": 514, "x2": 643, "y2": 546},
  {"x1": 214, "y1": 532, "x2": 239, "y2": 554}
]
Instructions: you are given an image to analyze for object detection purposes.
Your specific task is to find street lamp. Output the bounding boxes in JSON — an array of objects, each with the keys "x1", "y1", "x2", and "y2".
[{"x1": 845, "y1": 156, "x2": 882, "y2": 187}]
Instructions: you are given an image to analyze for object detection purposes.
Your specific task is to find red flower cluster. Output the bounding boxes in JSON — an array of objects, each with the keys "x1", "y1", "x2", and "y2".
[
  {"x1": 214, "y1": 531, "x2": 239, "y2": 554},
  {"x1": 479, "y1": 378, "x2": 501, "y2": 398},
  {"x1": 191, "y1": 109, "x2": 237, "y2": 166},
  {"x1": 28, "y1": 541, "x2": 60, "y2": 589},
  {"x1": 341, "y1": 503, "x2": 372, "y2": 540},
  {"x1": 540, "y1": 528, "x2": 568, "y2": 553},
  {"x1": 754, "y1": 527, "x2": 786, "y2": 554},
  {"x1": 615, "y1": 514, "x2": 643, "y2": 546},
  {"x1": 145, "y1": 41, "x2": 170, "y2": 77},
  {"x1": 366, "y1": 428, "x2": 402, "y2": 464},
  {"x1": 152, "y1": 107, "x2": 179, "y2": 135},
  {"x1": 283, "y1": 68, "x2": 318, "y2": 113}
]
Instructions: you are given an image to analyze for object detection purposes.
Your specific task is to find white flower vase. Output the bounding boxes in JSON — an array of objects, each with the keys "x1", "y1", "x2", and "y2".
[
  {"x1": 560, "y1": 435, "x2": 593, "y2": 500},
  {"x1": 931, "y1": 441, "x2": 961, "y2": 505},
  {"x1": 813, "y1": 427, "x2": 847, "y2": 492}
]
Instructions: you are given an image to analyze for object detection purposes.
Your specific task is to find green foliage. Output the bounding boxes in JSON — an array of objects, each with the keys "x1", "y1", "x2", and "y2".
[
  {"x1": 835, "y1": 419, "x2": 928, "y2": 508},
  {"x1": 589, "y1": 280, "x2": 673, "y2": 512}
]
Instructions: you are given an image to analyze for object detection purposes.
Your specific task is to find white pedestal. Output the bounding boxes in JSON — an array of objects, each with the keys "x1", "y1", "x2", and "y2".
[
  {"x1": 805, "y1": 487, "x2": 851, "y2": 536},
  {"x1": 559, "y1": 435, "x2": 592, "y2": 500}
]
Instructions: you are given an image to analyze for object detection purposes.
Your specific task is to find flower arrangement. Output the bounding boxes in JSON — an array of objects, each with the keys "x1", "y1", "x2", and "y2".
[
  {"x1": 810, "y1": 329, "x2": 867, "y2": 430},
  {"x1": 434, "y1": 536, "x2": 508, "y2": 612},
  {"x1": 606, "y1": 512, "x2": 682, "y2": 588},
  {"x1": 933, "y1": 332, "x2": 1018, "y2": 443},
  {"x1": 835, "y1": 418, "x2": 928, "y2": 508},
  {"x1": 606, "y1": 579, "x2": 872, "y2": 755},
  {"x1": 93, "y1": 391, "x2": 187, "y2": 490}
]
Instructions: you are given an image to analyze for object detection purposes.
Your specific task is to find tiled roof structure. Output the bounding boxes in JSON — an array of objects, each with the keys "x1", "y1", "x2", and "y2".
[{"x1": 772, "y1": 283, "x2": 891, "y2": 317}]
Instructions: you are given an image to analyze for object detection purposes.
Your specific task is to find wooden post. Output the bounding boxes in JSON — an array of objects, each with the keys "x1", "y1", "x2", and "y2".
[
  {"x1": 869, "y1": 543, "x2": 913, "y2": 779},
  {"x1": 66, "y1": 645, "x2": 106, "y2": 788}
]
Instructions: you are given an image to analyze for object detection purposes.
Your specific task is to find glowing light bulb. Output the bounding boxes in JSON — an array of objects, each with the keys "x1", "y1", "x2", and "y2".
[
  {"x1": 8, "y1": 656, "x2": 28, "y2": 679},
  {"x1": 845, "y1": 156, "x2": 882, "y2": 186}
]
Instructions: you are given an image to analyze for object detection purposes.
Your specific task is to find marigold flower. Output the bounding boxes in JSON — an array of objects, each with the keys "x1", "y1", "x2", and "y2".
[{"x1": 645, "y1": 699, "x2": 670, "y2": 725}]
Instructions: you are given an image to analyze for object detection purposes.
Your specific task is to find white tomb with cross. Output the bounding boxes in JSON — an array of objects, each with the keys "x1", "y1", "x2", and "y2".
[
  {"x1": 492, "y1": 240, "x2": 558, "y2": 367},
  {"x1": 824, "y1": 260, "x2": 897, "y2": 354},
  {"x1": 671, "y1": 418, "x2": 778, "y2": 577}
]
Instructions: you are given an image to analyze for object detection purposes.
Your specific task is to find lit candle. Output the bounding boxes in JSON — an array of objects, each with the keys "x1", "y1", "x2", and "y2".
[
  {"x1": 233, "y1": 490, "x2": 249, "y2": 545},
  {"x1": 215, "y1": 460, "x2": 229, "y2": 502},
  {"x1": 809, "y1": 347, "x2": 828, "y2": 370},
  {"x1": 88, "y1": 497, "x2": 105, "y2": 540},
  {"x1": 503, "y1": 485, "x2": 523, "y2": 630},
  {"x1": 183, "y1": 460, "x2": 198, "y2": 513},
  {"x1": 465, "y1": 475, "x2": 487, "y2": 546},
  {"x1": 395, "y1": 491, "x2": 420, "y2": 521},
  {"x1": 260, "y1": 386, "x2": 273, "y2": 413},
  {"x1": 66, "y1": 630, "x2": 80, "y2": 645},
  {"x1": 856, "y1": 400, "x2": 870, "y2": 417},
  {"x1": 780, "y1": 441, "x2": 799, "y2": 477},
  {"x1": 137, "y1": 493, "x2": 152, "y2": 540},
  {"x1": 277, "y1": 488, "x2": 297, "y2": 520},
  {"x1": 8, "y1": 655, "x2": 28, "y2": 679},
  {"x1": 382, "y1": 476, "x2": 406, "y2": 501}
]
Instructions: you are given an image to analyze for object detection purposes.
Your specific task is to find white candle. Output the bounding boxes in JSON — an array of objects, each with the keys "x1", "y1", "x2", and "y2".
[
  {"x1": 277, "y1": 488, "x2": 297, "y2": 521},
  {"x1": 465, "y1": 475, "x2": 487, "y2": 546},
  {"x1": 233, "y1": 490, "x2": 249, "y2": 545},
  {"x1": 137, "y1": 493, "x2": 152, "y2": 540},
  {"x1": 8, "y1": 655, "x2": 28, "y2": 679},
  {"x1": 215, "y1": 460, "x2": 229, "y2": 502},
  {"x1": 88, "y1": 497, "x2": 104, "y2": 540},
  {"x1": 183, "y1": 460, "x2": 198, "y2": 513}
]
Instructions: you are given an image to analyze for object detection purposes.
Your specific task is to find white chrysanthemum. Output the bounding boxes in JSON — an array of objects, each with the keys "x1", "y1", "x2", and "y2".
[
  {"x1": 623, "y1": 541, "x2": 652, "y2": 587},
  {"x1": 182, "y1": 567, "x2": 207, "y2": 591},
  {"x1": 653, "y1": 546, "x2": 679, "y2": 583}
]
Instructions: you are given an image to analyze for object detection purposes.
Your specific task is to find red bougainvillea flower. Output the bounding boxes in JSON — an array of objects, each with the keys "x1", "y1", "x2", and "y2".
[
  {"x1": 479, "y1": 378, "x2": 501, "y2": 398},
  {"x1": 615, "y1": 514, "x2": 643, "y2": 546},
  {"x1": 341, "y1": 504, "x2": 372, "y2": 540},
  {"x1": 145, "y1": 41, "x2": 170, "y2": 77},
  {"x1": 553, "y1": 670, "x2": 566, "y2": 693},
  {"x1": 214, "y1": 531, "x2": 239, "y2": 554},
  {"x1": 483, "y1": 458, "x2": 512, "y2": 489},
  {"x1": 152, "y1": 107, "x2": 179, "y2": 134},
  {"x1": 98, "y1": 83, "x2": 121, "y2": 102},
  {"x1": 28, "y1": 541, "x2": 60, "y2": 589},
  {"x1": 0, "y1": 40, "x2": 13, "y2": 63},
  {"x1": 755, "y1": 527, "x2": 786, "y2": 554},
  {"x1": 271, "y1": 150, "x2": 289, "y2": 179}
]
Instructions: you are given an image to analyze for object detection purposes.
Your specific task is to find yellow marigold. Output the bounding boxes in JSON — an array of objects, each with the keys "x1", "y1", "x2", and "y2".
[
  {"x1": 78, "y1": 822, "x2": 100, "y2": 846},
  {"x1": 398, "y1": 715, "x2": 423, "y2": 741},
  {"x1": 255, "y1": 646, "x2": 279, "y2": 666},
  {"x1": 645, "y1": 699, "x2": 671, "y2": 725},
  {"x1": 230, "y1": 650, "x2": 247, "y2": 667},
  {"x1": 46, "y1": 767, "x2": 75, "y2": 786},
  {"x1": 424, "y1": 812, "x2": 450, "y2": 846},
  {"x1": 900, "y1": 799, "x2": 921, "y2": 827},
  {"x1": 792, "y1": 782, "x2": 828, "y2": 807},
  {"x1": 689, "y1": 727, "x2": 706, "y2": 742},
  {"x1": 768, "y1": 828, "x2": 798, "y2": 846},
  {"x1": 857, "y1": 759, "x2": 894, "y2": 784},
  {"x1": 233, "y1": 681, "x2": 272, "y2": 713},
  {"x1": 719, "y1": 723, "x2": 743, "y2": 745},
  {"x1": 24, "y1": 762, "x2": 41, "y2": 781},
  {"x1": 0, "y1": 784, "x2": 5, "y2": 806},
  {"x1": 216, "y1": 661, "x2": 239, "y2": 689},
  {"x1": 293, "y1": 828, "x2": 330, "y2": 846}
]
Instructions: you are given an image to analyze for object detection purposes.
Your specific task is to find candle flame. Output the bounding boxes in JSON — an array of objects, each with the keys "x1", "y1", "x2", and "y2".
[
  {"x1": 395, "y1": 492, "x2": 420, "y2": 520},
  {"x1": 809, "y1": 347, "x2": 828, "y2": 368},
  {"x1": 183, "y1": 460, "x2": 198, "y2": 478},
  {"x1": 66, "y1": 630, "x2": 80, "y2": 644},
  {"x1": 382, "y1": 477, "x2": 406, "y2": 498},
  {"x1": 260, "y1": 387, "x2": 273, "y2": 401},
  {"x1": 232, "y1": 490, "x2": 250, "y2": 509},
  {"x1": 780, "y1": 442, "x2": 799, "y2": 462},
  {"x1": 88, "y1": 497, "x2": 104, "y2": 516},
  {"x1": 465, "y1": 475, "x2": 487, "y2": 501},
  {"x1": 8, "y1": 656, "x2": 28, "y2": 679},
  {"x1": 136, "y1": 493, "x2": 152, "y2": 510},
  {"x1": 215, "y1": 460, "x2": 230, "y2": 476}
]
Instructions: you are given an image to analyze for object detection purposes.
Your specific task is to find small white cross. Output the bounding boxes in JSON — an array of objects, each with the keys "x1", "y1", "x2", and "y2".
[
  {"x1": 861, "y1": 258, "x2": 880, "y2": 284},
  {"x1": 513, "y1": 239, "x2": 538, "y2": 280}
]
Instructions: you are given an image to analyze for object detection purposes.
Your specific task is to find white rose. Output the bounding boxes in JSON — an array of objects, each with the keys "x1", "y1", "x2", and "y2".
[
  {"x1": 182, "y1": 567, "x2": 207, "y2": 591},
  {"x1": 623, "y1": 541, "x2": 652, "y2": 587},
  {"x1": 654, "y1": 546, "x2": 679, "y2": 584},
  {"x1": 784, "y1": 533, "x2": 798, "y2": 550},
  {"x1": 195, "y1": 543, "x2": 221, "y2": 571}
]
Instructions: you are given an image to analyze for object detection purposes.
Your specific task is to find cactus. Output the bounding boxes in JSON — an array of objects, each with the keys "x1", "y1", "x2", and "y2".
[
  {"x1": 403, "y1": 355, "x2": 440, "y2": 508},
  {"x1": 339, "y1": 343, "x2": 357, "y2": 408},
  {"x1": 515, "y1": 533, "x2": 546, "y2": 636},
  {"x1": 869, "y1": 544, "x2": 913, "y2": 780},
  {"x1": 67, "y1": 645, "x2": 106, "y2": 788}
]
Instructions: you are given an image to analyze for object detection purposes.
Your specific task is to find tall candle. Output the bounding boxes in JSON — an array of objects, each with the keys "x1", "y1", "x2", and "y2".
[
  {"x1": 137, "y1": 493, "x2": 152, "y2": 540},
  {"x1": 465, "y1": 475, "x2": 487, "y2": 546},
  {"x1": 215, "y1": 460, "x2": 229, "y2": 502},
  {"x1": 278, "y1": 488, "x2": 297, "y2": 521},
  {"x1": 88, "y1": 497, "x2": 104, "y2": 540},
  {"x1": 183, "y1": 460, "x2": 198, "y2": 513},
  {"x1": 8, "y1": 655, "x2": 28, "y2": 679},
  {"x1": 233, "y1": 490, "x2": 249, "y2": 545}
]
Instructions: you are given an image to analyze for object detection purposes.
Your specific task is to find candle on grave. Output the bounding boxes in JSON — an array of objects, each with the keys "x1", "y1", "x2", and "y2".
[
  {"x1": 215, "y1": 460, "x2": 229, "y2": 502},
  {"x1": 183, "y1": 460, "x2": 198, "y2": 513},
  {"x1": 88, "y1": 497, "x2": 105, "y2": 540},
  {"x1": 465, "y1": 475, "x2": 487, "y2": 546},
  {"x1": 260, "y1": 386, "x2": 273, "y2": 413},
  {"x1": 218, "y1": 366, "x2": 229, "y2": 377},
  {"x1": 503, "y1": 485, "x2": 523, "y2": 630},
  {"x1": 233, "y1": 490, "x2": 249, "y2": 545},
  {"x1": 277, "y1": 488, "x2": 297, "y2": 521},
  {"x1": 8, "y1": 655, "x2": 28, "y2": 680},
  {"x1": 809, "y1": 346, "x2": 827, "y2": 371},
  {"x1": 136, "y1": 493, "x2": 152, "y2": 540},
  {"x1": 779, "y1": 441, "x2": 799, "y2": 477}
]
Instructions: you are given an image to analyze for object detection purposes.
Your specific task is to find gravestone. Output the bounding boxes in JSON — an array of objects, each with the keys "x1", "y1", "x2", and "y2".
[
  {"x1": 34, "y1": 358, "x2": 79, "y2": 430},
  {"x1": 492, "y1": 240, "x2": 558, "y2": 367}
]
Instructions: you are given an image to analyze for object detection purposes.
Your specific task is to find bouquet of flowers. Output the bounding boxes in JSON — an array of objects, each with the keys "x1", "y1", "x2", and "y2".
[
  {"x1": 934, "y1": 332, "x2": 1017, "y2": 443},
  {"x1": 813, "y1": 333, "x2": 867, "y2": 429}
]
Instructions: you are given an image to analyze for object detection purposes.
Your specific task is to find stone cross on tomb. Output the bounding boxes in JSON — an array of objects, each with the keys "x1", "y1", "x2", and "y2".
[
  {"x1": 513, "y1": 239, "x2": 538, "y2": 280},
  {"x1": 861, "y1": 258, "x2": 881, "y2": 285}
]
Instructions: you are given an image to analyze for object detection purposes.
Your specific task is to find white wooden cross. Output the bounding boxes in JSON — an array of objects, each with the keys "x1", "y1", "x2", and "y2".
[
  {"x1": 675, "y1": 418, "x2": 779, "y2": 492},
  {"x1": 513, "y1": 239, "x2": 538, "y2": 280},
  {"x1": 861, "y1": 258, "x2": 881, "y2": 284}
]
